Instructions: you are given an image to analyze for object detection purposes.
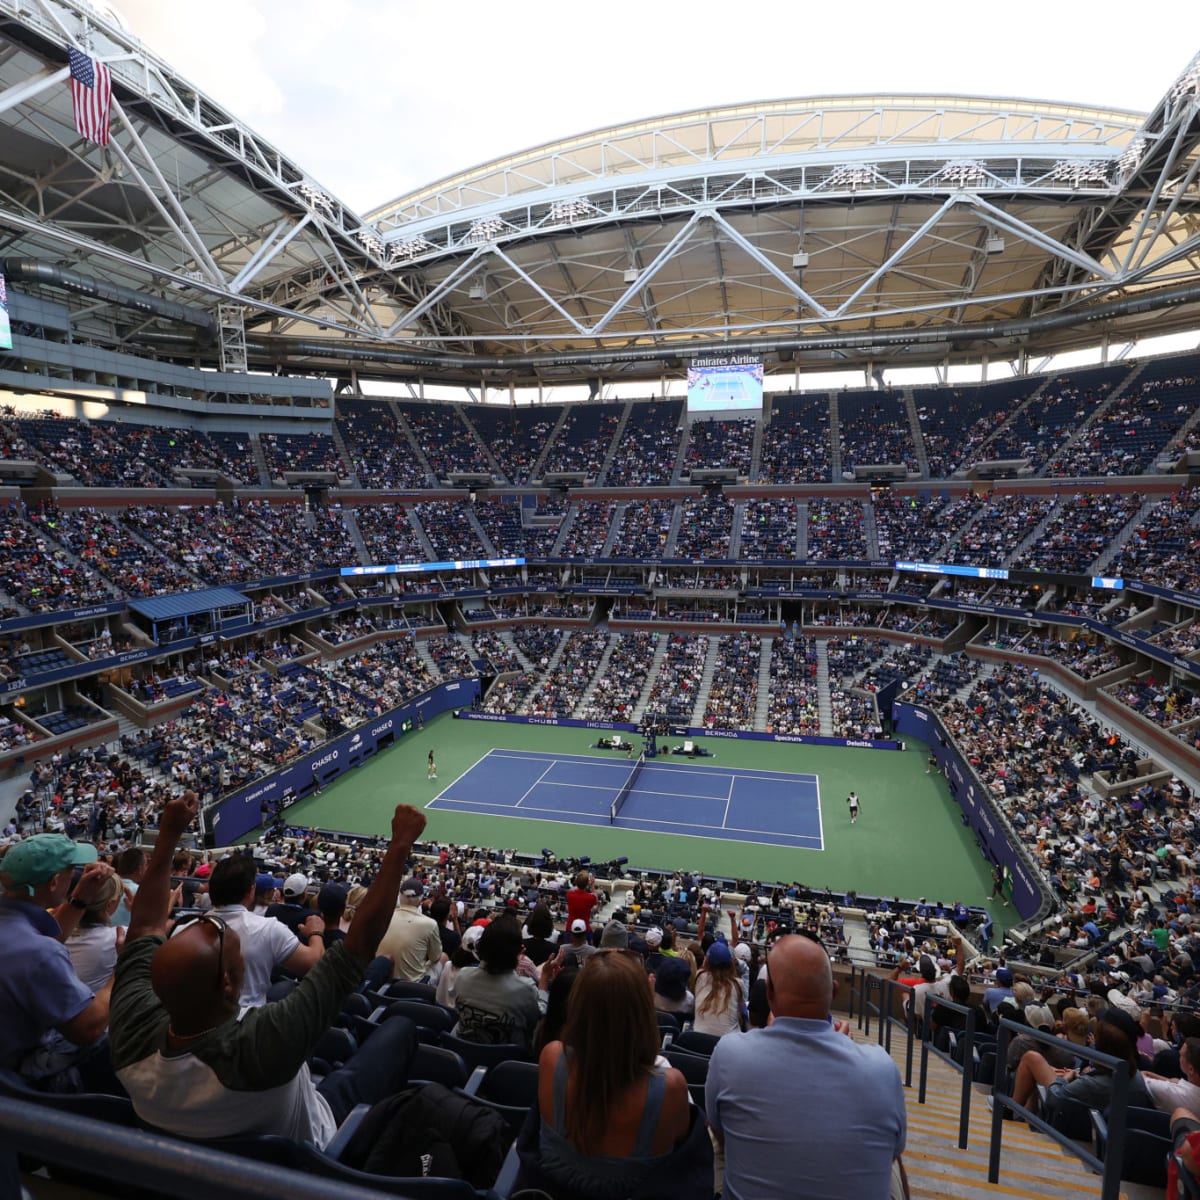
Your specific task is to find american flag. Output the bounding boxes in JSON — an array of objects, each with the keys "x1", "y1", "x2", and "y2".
[{"x1": 68, "y1": 48, "x2": 111, "y2": 146}]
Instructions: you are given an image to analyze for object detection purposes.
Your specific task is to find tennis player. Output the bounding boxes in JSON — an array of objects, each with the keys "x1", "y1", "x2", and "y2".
[{"x1": 847, "y1": 791, "x2": 860, "y2": 825}]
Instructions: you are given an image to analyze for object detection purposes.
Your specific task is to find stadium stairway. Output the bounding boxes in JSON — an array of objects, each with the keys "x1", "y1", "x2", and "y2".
[
  {"x1": 689, "y1": 636, "x2": 722, "y2": 726},
  {"x1": 339, "y1": 508, "x2": 371, "y2": 564},
  {"x1": 967, "y1": 374, "x2": 1054, "y2": 463},
  {"x1": 1004, "y1": 497, "x2": 1067, "y2": 567},
  {"x1": 663, "y1": 502, "x2": 684, "y2": 557},
  {"x1": 599, "y1": 502, "x2": 627, "y2": 558},
  {"x1": 796, "y1": 500, "x2": 809, "y2": 558},
  {"x1": 862, "y1": 498, "x2": 881, "y2": 560},
  {"x1": 500, "y1": 630, "x2": 533, "y2": 672},
  {"x1": 1091, "y1": 495, "x2": 1161, "y2": 574},
  {"x1": 248, "y1": 433, "x2": 272, "y2": 486},
  {"x1": 753, "y1": 636, "x2": 774, "y2": 727},
  {"x1": 596, "y1": 402, "x2": 632, "y2": 484},
  {"x1": 327, "y1": 421, "x2": 359, "y2": 486},
  {"x1": 870, "y1": 1028, "x2": 1135, "y2": 1200},
  {"x1": 530, "y1": 406, "x2": 572, "y2": 482},
  {"x1": 829, "y1": 393, "x2": 843, "y2": 480},
  {"x1": 572, "y1": 631, "x2": 618, "y2": 719},
  {"x1": 904, "y1": 387, "x2": 932, "y2": 479},
  {"x1": 815, "y1": 639, "x2": 834, "y2": 737},
  {"x1": 388, "y1": 402, "x2": 437, "y2": 486},
  {"x1": 631, "y1": 636, "x2": 672, "y2": 725}
]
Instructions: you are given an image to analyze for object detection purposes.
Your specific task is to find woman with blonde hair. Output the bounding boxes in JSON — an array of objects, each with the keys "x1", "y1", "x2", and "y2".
[
  {"x1": 522, "y1": 950, "x2": 710, "y2": 1198},
  {"x1": 692, "y1": 940, "x2": 744, "y2": 1038},
  {"x1": 64, "y1": 870, "x2": 123, "y2": 990}
]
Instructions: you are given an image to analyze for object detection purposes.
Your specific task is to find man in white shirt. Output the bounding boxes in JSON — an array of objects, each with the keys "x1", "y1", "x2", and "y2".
[
  {"x1": 206, "y1": 854, "x2": 324, "y2": 1006},
  {"x1": 1144, "y1": 1038, "x2": 1200, "y2": 1112}
]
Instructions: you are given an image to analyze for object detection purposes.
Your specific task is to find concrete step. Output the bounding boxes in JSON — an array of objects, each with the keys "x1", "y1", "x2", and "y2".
[{"x1": 864, "y1": 1026, "x2": 1126, "y2": 1200}]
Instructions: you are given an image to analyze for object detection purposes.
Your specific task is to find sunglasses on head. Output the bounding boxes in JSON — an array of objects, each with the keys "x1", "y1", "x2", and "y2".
[{"x1": 169, "y1": 913, "x2": 228, "y2": 987}]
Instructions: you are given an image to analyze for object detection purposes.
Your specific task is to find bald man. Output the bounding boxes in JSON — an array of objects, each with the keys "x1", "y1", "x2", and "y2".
[
  {"x1": 705, "y1": 934, "x2": 906, "y2": 1199},
  {"x1": 108, "y1": 792, "x2": 425, "y2": 1145}
]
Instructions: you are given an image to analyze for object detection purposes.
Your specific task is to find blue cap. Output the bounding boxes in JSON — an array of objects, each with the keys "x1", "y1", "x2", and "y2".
[{"x1": 255, "y1": 873, "x2": 282, "y2": 892}]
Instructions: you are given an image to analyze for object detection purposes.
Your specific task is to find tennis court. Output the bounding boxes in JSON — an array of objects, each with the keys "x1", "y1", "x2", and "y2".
[{"x1": 427, "y1": 747, "x2": 823, "y2": 850}]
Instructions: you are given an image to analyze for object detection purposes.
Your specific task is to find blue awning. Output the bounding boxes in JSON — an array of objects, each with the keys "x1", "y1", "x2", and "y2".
[{"x1": 128, "y1": 587, "x2": 249, "y2": 621}]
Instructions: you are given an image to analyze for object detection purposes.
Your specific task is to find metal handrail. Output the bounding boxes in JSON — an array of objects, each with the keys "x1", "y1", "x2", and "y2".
[
  {"x1": 0, "y1": 1096, "x2": 399, "y2": 1200},
  {"x1": 887, "y1": 980, "x2": 916, "y2": 1087},
  {"x1": 919, "y1": 994, "x2": 976, "y2": 1148},
  {"x1": 987, "y1": 1017, "x2": 1130, "y2": 1200}
]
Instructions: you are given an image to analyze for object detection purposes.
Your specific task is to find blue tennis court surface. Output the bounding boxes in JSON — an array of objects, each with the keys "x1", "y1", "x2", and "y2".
[{"x1": 427, "y1": 748, "x2": 823, "y2": 850}]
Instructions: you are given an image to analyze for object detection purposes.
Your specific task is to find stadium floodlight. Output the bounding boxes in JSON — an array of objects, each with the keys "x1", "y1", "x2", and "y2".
[
  {"x1": 388, "y1": 236, "x2": 434, "y2": 264},
  {"x1": 548, "y1": 198, "x2": 598, "y2": 224},
  {"x1": 468, "y1": 282, "x2": 486, "y2": 300},
  {"x1": 984, "y1": 236, "x2": 1005, "y2": 255},
  {"x1": 1117, "y1": 138, "x2": 1147, "y2": 179},
  {"x1": 298, "y1": 182, "x2": 335, "y2": 216},
  {"x1": 464, "y1": 216, "x2": 507, "y2": 244},
  {"x1": 623, "y1": 268, "x2": 640, "y2": 284},
  {"x1": 942, "y1": 160, "x2": 986, "y2": 187},
  {"x1": 825, "y1": 164, "x2": 876, "y2": 190},
  {"x1": 1170, "y1": 62, "x2": 1200, "y2": 101},
  {"x1": 354, "y1": 228, "x2": 384, "y2": 259},
  {"x1": 792, "y1": 251, "x2": 810, "y2": 269},
  {"x1": 1050, "y1": 160, "x2": 1111, "y2": 188}
]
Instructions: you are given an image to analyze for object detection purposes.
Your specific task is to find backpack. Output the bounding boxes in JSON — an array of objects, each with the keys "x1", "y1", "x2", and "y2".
[{"x1": 340, "y1": 1081, "x2": 511, "y2": 1187}]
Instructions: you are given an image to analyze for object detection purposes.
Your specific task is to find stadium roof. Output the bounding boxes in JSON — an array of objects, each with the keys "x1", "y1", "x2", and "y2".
[{"x1": 1, "y1": 1, "x2": 1199, "y2": 386}]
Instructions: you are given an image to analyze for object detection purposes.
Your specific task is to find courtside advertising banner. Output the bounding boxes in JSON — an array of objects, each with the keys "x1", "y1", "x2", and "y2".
[{"x1": 0, "y1": 272, "x2": 10, "y2": 351}]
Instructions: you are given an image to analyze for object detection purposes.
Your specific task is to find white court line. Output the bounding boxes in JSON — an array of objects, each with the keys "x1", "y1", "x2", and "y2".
[
  {"x1": 426, "y1": 797, "x2": 823, "y2": 850},
  {"x1": 486, "y1": 747, "x2": 634, "y2": 771},
  {"x1": 432, "y1": 796, "x2": 606, "y2": 821},
  {"x1": 631, "y1": 785, "x2": 731, "y2": 804},
  {"x1": 640, "y1": 760, "x2": 818, "y2": 785},
  {"x1": 423, "y1": 756, "x2": 487, "y2": 810},
  {"x1": 721, "y1": 773, "x2": 735, "y2": 830},
  {"x1": 815, "y1": 773, "x2": 824, "y2": 849},
  {"x1": 514, "y1": 763, "x2": 557, "y2": 809}
]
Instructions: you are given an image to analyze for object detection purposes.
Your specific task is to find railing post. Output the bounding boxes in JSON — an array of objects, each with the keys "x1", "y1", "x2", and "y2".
[
  {"x1": 1100, "y1": 1062, "x2": 1129, "y2": 1200},
  {"x1": 877, "y1": 979, "x2": 886, "y2": 1047},
  {"x1": 918, "y1": 1001, "x2": 930, "y2": 1105},
  {"x1": 958, "y1": 1005, "x2": 975, "y2": 1149},
  {"x1": 987, "y1": 1020, "x2": 1012, "y2": 1185},
  {"x1": 904, "y1": 986, "x2": 914, "y2": 1088}
]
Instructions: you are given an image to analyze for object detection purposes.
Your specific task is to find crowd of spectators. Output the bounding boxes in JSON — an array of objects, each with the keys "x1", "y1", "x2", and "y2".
[
  {"x1": 524, "y1": 628, "x2": 611, "y2": 718},
  {"x1": 683, "y1": 418, "x2": 755, "y2": 477},
  {"x1": 558, "y1": 501, "x2": 616, "y2": 557},
  {"x1": 610, "y1": 499, "x2": 674, "y2": 558},
  {"x1": 604, "y1": 400, "x2": 682, "y2": 485},
  {"x1": 412, "y1": 500, "x2": 489, "y2": 560},
  {"x1": 539, "y1": 403, "x2": 621, "y2": 478},
  {"x1": 806, "y1": 498, "x2": 868, "y2": 560},
  {"x1": 766, "y1": 635, "x2": 820, "y2": 735},
  {"x1": 336, "y1": 404, "x2": 429, "y2": 488},
  {"x1": 758, "y1": 393, "x2": 832, "y2": 482},
  {"x1": 473, "y1": 499, "x2": 561, "y2": 558},
  {"x1": 1044, "y1": 374, "x2": 1197, "y2": 477},
  {"x1": 642, "y1": 633, "x2": 709, "y2": 724},
  {"x1": 354, "y1": 504, "x2": 428, "y2": 564},
  {"x1": 702, "y1": 633, "x2": 760, "y2": 731},
  {"x1": 398, "y1": 404, "x2": 492, "y2": 481},
  {"x1": 739, "y1": 498, "x2": 797, "y2": 560},
  {"x1": 1108, "y1": 488, "x2": 1200, "y2": 594},
  {"x1": 259, "y1": 432, "x2": 345, "y2": 480},
  {"x1": 674, "y1": 497, "x2": 734, "y2": 559},
  {"x1": 1011, "y1": 493, "x2": 1144, "y2": 575},
  {"x1": 838, "y1": 392, "x2": 918, "y2": 474},
  {"x1": 0, "y1": 504, "x2": 117, "y2": 612},
  {"x1": 577, "y1": 630, "x2": 657, "y2": 723},
  {"x1": 943, "y1": 494, "x2": 1057, "y2": 566},
  {"x1": 470, "y1": 630, "x2": 521, "y2": 673},
  {"x1": 874, "y1": 493, "x2": 983, "y2": 562},
  {"x1": 463, "y1": 405, "x2": 557, "y2": 485}
]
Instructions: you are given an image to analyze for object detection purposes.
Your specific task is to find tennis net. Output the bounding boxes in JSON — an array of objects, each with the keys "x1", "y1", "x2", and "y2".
[{"x1": 609, "y1": 753, "x2": 646, "y2": 824}]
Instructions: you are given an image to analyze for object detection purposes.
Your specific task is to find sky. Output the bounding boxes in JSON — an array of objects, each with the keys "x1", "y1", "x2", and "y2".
[{"x1": 107, "y1": 0, "x2": 1198, "y2": 217}]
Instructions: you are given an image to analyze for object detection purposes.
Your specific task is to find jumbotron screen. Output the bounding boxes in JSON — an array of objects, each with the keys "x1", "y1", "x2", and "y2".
[{"x1": 686, "y1": 355, "x2": 764, "y2": 413}]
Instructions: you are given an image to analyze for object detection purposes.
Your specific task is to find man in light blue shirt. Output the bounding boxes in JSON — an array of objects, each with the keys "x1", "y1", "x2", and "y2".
[{"x1": 706, "y1": 934, "x2": 906, "y2": 1199}]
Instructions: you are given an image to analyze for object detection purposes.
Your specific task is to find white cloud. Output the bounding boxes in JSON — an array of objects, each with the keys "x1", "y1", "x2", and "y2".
[{"x1": 109, "y1": 0, "x2": 1195, "y2": 214}]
